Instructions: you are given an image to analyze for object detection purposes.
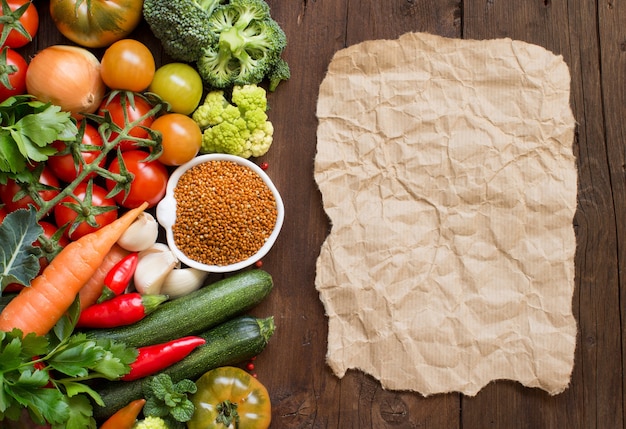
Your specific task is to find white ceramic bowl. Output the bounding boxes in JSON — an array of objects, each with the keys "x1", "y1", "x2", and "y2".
[{"x1": 156, "y1": 154, "x2": 284, "y2": 273}]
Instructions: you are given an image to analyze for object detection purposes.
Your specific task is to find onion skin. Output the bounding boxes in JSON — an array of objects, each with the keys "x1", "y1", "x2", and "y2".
[{"x1": 25, "y1": 45, "x2": 106, "y2": 117}]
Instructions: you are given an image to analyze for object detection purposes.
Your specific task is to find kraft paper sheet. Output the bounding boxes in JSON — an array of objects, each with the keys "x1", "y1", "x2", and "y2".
[{"x1": 314, "y1": 32, "x2": 577, "y2": 396}]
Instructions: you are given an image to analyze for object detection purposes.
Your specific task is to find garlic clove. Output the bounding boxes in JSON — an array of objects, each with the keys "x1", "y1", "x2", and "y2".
[
  {"x1": 160, "y1": 268, "x2": 208, "y2": 299},
  {"x1": 117, "y1": 212, "x2": 159, "y2": 252},
  {"x1": 134, "y1": 245, "x2": 178, "y2": 295}
]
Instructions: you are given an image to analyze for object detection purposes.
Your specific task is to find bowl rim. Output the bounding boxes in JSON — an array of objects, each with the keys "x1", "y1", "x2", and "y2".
[{"x1": 156, "y1": 153, "x2": 285, "y2": 273}]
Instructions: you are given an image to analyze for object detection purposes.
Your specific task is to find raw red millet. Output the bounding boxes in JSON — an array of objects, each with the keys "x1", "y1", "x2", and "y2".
[{"x1": 172, "y1": 160, "x2": 277, "y2": 266}]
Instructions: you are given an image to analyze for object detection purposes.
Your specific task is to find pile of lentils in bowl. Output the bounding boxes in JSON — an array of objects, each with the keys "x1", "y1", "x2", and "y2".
[{"x1": 172, "y1": 160, "x2": 278, "y2": 266}]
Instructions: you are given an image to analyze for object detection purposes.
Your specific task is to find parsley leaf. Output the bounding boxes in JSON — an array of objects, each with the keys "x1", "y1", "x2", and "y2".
[
  {"x1": 0, "y1": 95, "x2": 77, "y2": 183},
  {"x1": 0, "y1": 317, "x2": 137, "y2": 427}
]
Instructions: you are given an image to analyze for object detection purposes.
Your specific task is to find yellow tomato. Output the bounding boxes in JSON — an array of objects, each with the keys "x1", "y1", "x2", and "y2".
[{"x1": 49, "y1": 0, "x2": 143, "y2": 48}]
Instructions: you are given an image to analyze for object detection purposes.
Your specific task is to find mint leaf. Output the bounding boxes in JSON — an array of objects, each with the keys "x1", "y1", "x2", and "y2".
[
  {"x1": 0, "y1": 207, "x2": 43, "y2": 292},
  {"x1": 143, "y1": 374, "x2": 196, "y2": 423}
]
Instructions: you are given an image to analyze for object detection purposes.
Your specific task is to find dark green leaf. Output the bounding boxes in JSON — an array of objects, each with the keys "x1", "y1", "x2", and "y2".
[
  {"x1": 52, "y1": 296, "x2": 81, "y2": 342},
  {"x1": 0, "y1": 207, "x2": 43, "y2": 292}
]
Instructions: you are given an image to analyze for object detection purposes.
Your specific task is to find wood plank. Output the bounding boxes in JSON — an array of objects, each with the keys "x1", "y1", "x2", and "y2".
[
  {"x1": 462, "y1": 1, "x2": 621, "y2": 428},
  {"x1": 259, "y1": 0, "x2": 464, "y2": 427},
  {"x1": 11, "y1": 1, "x2": 623, "y2": 427}
]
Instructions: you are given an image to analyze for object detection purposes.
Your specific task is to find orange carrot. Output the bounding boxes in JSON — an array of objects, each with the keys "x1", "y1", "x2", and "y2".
[
  {"x1": 78, "y1": 244, "x2": 130, "y2": 311},
  {"x1": 0, "y1": 202, "x2": 149, "y2": 336}
]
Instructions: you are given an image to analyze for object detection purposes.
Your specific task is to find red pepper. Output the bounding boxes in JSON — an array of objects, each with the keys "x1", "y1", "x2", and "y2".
[
  {"x1": 122, "y1": 336, "x2": 206, "y2": 381},
  {"x1": 100, "y1": 398, "x2": 146, "y2": 429},
  {"x1": 97, "y1": 252, "x2": 138, "y2": 303},
  {"x1": 76, "y1": 293, "x2": 168, "y2": 329}
]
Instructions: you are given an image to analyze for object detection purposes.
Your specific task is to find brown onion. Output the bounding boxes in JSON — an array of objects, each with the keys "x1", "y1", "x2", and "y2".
[{"x1": 26, "y1": 45, "x2": 106, "y2": 117}]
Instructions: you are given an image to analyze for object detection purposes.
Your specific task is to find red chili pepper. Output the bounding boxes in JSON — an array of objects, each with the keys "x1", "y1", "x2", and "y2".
[
  {"x1": 122, "y1": 336, "x2": 206, "y2": 381},
  {"x1": 100, "y1": 398, "x2": 146, "y2": 429},
  {"x1": 97, "y1": 252, "x2": 138, "y2": 303},
  {"x1": 32, "y1": 358, "x2": 53, "y2": 388},
  {"x1": 76, "y1": 293, "x2": 168, "y2": 329}
]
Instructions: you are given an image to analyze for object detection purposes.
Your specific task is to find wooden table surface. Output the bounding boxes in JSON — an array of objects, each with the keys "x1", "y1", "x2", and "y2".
[{"x1": 23, "y1": 1, "x2": 624, "y2": 428}]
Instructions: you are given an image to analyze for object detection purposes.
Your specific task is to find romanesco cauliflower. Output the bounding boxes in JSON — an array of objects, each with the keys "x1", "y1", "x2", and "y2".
[
  {"x1": 133, "y1": 416, "x2": 169, "y2": 429},
  {"x1": 191, "y1": 84, "x2": 274, "y2": 158}
]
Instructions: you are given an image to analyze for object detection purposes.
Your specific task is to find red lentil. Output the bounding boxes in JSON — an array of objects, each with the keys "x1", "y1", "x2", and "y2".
[{"x1": 172, "y1": 160, "x2": 278, "y2": 266}]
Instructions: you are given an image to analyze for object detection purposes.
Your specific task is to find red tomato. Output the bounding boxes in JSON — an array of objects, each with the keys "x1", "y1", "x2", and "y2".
[
  {"x1": 4, "y1": 220, "x2": 69, "y2": 292},
  {"x1": 98, "y1": 93, "x2": 155, "y2": 151},
  {"x1": 0, "y1": 47, "x2": 27, "y2": 101},
  {"x1": 101, "y1": 39, "x2": 155, "y2": 91},
  {"x1": 0, "y1": 167, "x2": 60, "y2": 212},
  {"x1": 47, "y1": 121, "x2": 105, "y2": 183},
  {"x1": 105, "y1": 150, "x2": 168, "y2": 208},
  {"x1": 54, "y1": 182, "x2": 118, "y2": 241},
  {"x1": 0, "y1": 0, "x2": 39, "y2": 48}
]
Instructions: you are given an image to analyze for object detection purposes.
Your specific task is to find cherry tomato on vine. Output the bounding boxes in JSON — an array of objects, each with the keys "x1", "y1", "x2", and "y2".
[
  {"x1": 0, "y1": 166, "x2": 60, "y2": 212},
  {"x1": 0, "y1": 47, "x2": 26, "y2": 101},
  {"x1": 149, "y1": 63, "x2": 203, "y2": 115},
  {"x1": 105, "y1": 150, "x2": 168, "y2": 209},
  {"x1": 0, "y1": 0, "x2": 39, "y2": 49},
  {"x1": 98, "y1": 93, "x2": 155, "y2": 151},
  {"x1": 151, "y1": 113, "x2": 202, "y2": 166},
  {"x1": 47, "y1": 121, "x2": 105, "y2": 183},
  {"x1": 54, "y1": 182, "x2": 118, "y2": 241},
  {"x1": 101, "y1": 39, "x2": 155, "y2": 91}
]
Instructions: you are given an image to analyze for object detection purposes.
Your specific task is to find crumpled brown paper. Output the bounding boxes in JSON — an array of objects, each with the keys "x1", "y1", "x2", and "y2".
[{"x1": 314, "y1": 32, "x2": 577, "y2": 396}]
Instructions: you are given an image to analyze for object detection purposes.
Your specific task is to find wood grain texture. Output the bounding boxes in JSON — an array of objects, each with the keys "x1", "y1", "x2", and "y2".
[{"x1": 18, "y1": 1, "x2": 621, "y2": 427}]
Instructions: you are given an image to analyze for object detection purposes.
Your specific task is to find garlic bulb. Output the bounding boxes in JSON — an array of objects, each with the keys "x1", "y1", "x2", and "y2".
[
  {"x1": 134, "y1": 244, "x2": 178, "y2": 295},
  {"x1": 160, "y1": 268, "x2": 208, "y2": 299},
  {"x1": 117, "y1": 212, "x2": 159, "y2": 252}
]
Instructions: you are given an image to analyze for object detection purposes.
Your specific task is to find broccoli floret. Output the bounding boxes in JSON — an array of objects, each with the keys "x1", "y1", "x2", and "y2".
[
  {"x1": 267, "y1": 57, "x2": 290, "y2": 92},
  {"x1": 191, "y1": 84, "x2": 274, "y2": 158},
  {"x1": 143, "y1": 0, "x2": 224, "y2": 62},
  {"x1": 197, "y1": 0, "x2": 289, "y2": 89},
  {"x1": 133, "y1": 416, "x2": 169, "y2": 429}
]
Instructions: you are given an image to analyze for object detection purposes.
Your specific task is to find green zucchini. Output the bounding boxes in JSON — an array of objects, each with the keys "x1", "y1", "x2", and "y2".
[
  {"x1": 86, "y1": 268, "x2": 273, "y2": 347},
  {"x1": 93, "y1": 315, "x2": 275, "y2": 421}
]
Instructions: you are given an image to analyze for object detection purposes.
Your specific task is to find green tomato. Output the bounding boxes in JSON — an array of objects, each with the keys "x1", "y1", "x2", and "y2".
[{"x1": 149, "y1": 63, "x2": 203, "y2": 115}]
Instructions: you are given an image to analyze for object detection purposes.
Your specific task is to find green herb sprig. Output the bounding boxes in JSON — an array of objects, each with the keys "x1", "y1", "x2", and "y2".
[
  {"x1": 0, "y1": 298, "x2": 138, "y2": 429},
  {"x1": 142, "y1": 373, "x2": 197, "y2": 429}
]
